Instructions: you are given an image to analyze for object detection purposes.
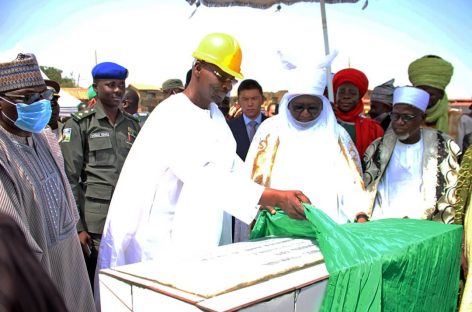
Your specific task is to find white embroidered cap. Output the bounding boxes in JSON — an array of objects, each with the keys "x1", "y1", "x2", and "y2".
[{"x1": 393, "y1": 86, "x2": 430, "y2": 112}]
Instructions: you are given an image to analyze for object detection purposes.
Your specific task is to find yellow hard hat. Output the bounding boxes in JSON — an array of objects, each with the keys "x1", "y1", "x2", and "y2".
[{"x1": 192, "y1": 32, "x2": 243, "y2": 79}]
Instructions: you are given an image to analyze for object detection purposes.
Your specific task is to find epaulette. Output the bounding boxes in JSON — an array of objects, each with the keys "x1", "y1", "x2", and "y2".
[
  {"x1": 122, "y1": 111, "x2": 140, "y2": 123},
  {"x1": 71, "y1": 108, "x2": 96, "y2": 121}
]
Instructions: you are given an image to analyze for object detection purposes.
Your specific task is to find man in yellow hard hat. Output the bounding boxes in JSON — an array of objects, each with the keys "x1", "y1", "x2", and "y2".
[{"x1": 96, "y1": 32, "x2": 310, "y2": 274}]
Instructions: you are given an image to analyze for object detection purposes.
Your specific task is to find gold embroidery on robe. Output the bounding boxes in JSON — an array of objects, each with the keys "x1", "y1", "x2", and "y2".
[{"x1": 251, "y1": 134, "x2": 280, "y2": 187}]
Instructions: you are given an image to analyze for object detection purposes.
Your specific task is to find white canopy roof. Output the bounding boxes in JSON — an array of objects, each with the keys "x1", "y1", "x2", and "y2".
[{"x1": 40, "y1": 71, "x2": 81, "y2": 116}]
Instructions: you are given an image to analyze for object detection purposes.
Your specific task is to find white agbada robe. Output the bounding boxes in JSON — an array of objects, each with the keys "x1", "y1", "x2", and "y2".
[
  {"x1": 97, "y1": 93, "x2": 263, "y2": 271},
  {"x1": 372, "y1": 134, "x2": 425, "y2": 220},
  {"x1": 245, "y1": 93, "x2": 367, "y2": 223}
]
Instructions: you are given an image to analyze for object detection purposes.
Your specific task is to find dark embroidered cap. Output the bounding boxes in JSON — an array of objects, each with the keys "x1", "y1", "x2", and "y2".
[{"x1": 0, "y1": 53, "x2": 45, "y2": 92}]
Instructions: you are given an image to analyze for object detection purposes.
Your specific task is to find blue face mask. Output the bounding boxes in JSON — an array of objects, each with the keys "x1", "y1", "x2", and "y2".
[{"x1": 1, "y1": 97, "x2": 52, "y2": 133}]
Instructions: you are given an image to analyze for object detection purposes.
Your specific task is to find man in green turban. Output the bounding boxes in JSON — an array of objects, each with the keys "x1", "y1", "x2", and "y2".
[
  {"x1": 408, "y1": 55, "x2": 453, "y2": 133},
  {"x1": 86, "y1": 84, "x2": 97, "y2": 108}
]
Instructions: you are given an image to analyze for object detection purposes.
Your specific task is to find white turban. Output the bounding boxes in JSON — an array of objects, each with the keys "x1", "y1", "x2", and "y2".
[{"x1": 393, "y1": 86, "x2": 430, "y2": 112}]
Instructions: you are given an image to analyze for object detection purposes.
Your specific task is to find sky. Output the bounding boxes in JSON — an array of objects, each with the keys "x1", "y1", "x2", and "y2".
[{"x1": 1, "y1": 0, "x2": 471, "y2": 98}]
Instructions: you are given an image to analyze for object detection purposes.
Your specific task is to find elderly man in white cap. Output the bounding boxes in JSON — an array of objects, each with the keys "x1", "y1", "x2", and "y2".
[{"x1": 362, "y1": 86, "x2": 460, "y2": 223}]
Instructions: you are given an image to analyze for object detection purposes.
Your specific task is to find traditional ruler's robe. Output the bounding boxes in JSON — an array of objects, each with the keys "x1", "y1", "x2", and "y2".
[
  {"x1": 457, "y1": 146, "x2": 472, "y2": 311},
  {"x1": 363, "y1": 128, "x2": 460, "y2": 223},
  {"x1": 245, "y1": 93, "x2": 368, "y2": 225}
]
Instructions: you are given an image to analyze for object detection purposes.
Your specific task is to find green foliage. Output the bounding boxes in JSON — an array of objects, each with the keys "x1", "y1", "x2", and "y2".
[{"x1": 40, "y1": 66, "x2": 77, "y2": 88}]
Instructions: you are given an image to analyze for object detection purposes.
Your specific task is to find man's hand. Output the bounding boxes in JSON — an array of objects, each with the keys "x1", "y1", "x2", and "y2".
[
  {"x1": 78, "y1": 231, "x2": 92, "y2": 258},
  {"x1": 260, "y1": 206, "x2": 277, "y2": 215},
  {"x1": 259, "y1": 188, "x2": 310, "y2": 220}
]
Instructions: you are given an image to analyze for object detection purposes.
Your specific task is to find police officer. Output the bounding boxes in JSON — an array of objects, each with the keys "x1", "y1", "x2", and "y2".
[{"x1": 60, "y1": 62, "x2": 140, "y2": 289}]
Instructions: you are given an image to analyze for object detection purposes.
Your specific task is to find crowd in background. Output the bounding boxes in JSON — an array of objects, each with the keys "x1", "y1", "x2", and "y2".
[{"x1": 0, "y1": 31, "x2": 471, "y2": 311}]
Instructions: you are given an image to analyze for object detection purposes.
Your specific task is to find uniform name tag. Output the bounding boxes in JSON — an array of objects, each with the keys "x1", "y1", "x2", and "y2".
[{"x1": 90, "y1": 132, "x2": 110, "y2": 139}]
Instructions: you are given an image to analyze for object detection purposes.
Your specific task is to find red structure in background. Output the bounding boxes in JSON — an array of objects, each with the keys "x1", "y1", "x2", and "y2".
[{"x1": 449, "y1": 99, "x2": 472, "y2": 112}]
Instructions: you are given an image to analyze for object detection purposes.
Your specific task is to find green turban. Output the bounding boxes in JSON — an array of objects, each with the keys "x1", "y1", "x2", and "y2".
[
  {"x1": 408, "y1": 55, "x2": 453, "y2": 90},
  {"x1": 408, "y1": 56, "x2": 454, "y2": 133}
]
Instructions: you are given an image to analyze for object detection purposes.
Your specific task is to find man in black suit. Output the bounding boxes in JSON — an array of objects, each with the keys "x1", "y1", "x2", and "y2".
[
  {"x1": 227, "y1": 79, "x2": 266, "y2": 161},
  {"x1": 227, "y1": 79, "x2": 266, "y2": 243}
]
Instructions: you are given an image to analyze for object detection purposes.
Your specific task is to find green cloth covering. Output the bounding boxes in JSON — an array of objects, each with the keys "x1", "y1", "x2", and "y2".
[{"x1": 250, "y1": 204, "x2": 462, "y2": 311}]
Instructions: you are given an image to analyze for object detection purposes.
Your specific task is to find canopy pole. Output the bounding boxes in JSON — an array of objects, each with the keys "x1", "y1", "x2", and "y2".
[{"x1": 320, "y1": 0, "x2": 334, "y2": 103}]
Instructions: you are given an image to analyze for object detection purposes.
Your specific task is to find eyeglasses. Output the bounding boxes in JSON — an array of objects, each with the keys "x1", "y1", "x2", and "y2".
[
  {"x1": 390, "y1": 112, "x2": 419, "y2": 122},
  {"x1": 211, "y1": 69, "x2": 238, "y2": 86},
  {"x1": 1, "y1": 89, "x2": 54, "y2": 104},
  {"x1": 200, "y1": 61, "x2": 238, "y2": 86},
  {"x1": 289, "y1": 104, "x2": 321, "y2": 114}
]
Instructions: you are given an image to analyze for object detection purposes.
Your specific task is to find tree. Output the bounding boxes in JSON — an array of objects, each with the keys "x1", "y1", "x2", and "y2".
[{"x1": 39, "y1": 66, "x2": 77, "y2": 88}]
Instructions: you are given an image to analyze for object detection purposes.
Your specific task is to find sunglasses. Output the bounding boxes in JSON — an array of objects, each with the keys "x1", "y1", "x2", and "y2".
[
  {"x1": 1, "y1": 89, "x2": 54, "y2": 104},
  {"x1": 289, "y1": 103, "x2": 321, "y2": 114},
  {"x1": 201, "y1": 62, "x2": 238, "y2": 86},
  {"x1": 390, "y1": 112, "x2": 419, "y2": 122}
]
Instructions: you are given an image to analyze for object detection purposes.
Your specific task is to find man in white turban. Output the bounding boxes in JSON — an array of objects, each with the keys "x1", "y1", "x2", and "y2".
[
  {"x1": 363, "y1": 86, "x2": 460, "y2": 223},
  {"x1": 242, "y1": 52, "x2": 368, "y2": 232}
]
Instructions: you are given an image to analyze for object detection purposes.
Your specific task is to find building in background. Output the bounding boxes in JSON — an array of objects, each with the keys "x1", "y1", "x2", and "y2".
[{"x1": 128, "y1": 83, "x2": 162, "y2": 112}]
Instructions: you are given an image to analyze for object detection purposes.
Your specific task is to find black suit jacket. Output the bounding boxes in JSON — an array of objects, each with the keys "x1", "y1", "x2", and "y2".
[{"x1": 227, "y1": 114, "x2": 266, "y2": 161}]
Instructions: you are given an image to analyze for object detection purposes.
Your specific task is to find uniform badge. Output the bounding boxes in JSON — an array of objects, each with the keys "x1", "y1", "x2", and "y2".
[
  {"x1": 61, "y1": 128, "x2": 72, "y2": 143},
  {"x1": 127, "y1": 127, "x2": 137, "y2": 144}
]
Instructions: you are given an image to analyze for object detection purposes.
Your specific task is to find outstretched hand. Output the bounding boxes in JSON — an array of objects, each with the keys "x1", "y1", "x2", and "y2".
[{"x1": 259, "y1": 188, "x2": 311, "y2": 220}]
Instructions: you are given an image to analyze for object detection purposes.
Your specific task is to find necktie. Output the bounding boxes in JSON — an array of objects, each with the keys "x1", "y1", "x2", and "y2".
[{"x1": 247, "y1": 120, "x2": 257, "y2": 141}]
